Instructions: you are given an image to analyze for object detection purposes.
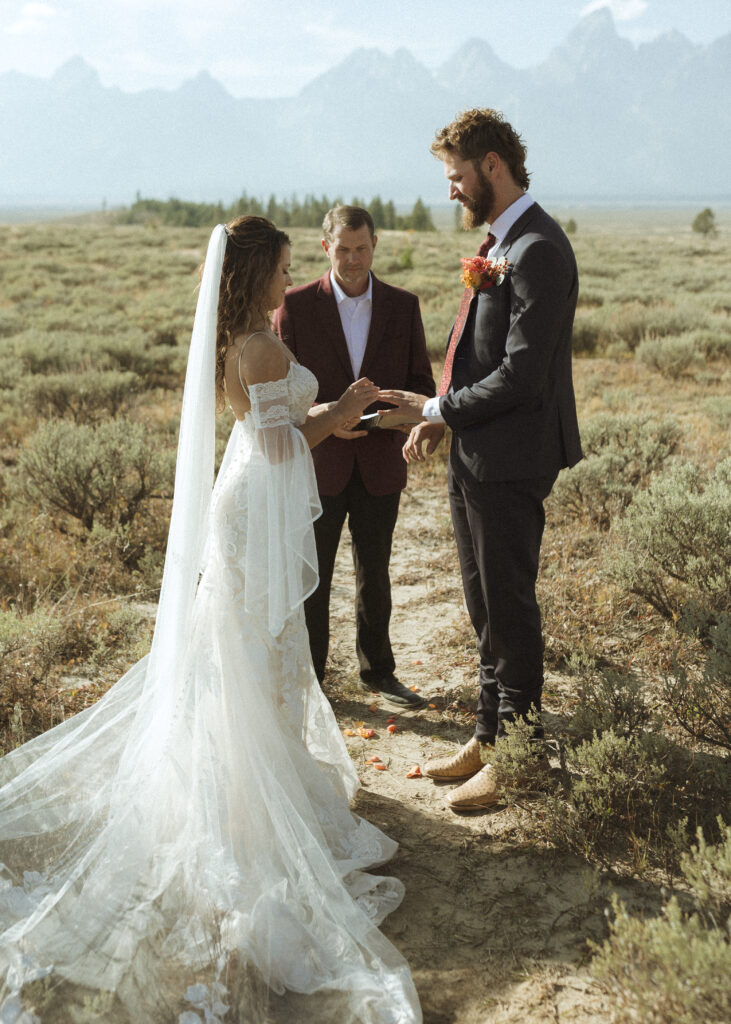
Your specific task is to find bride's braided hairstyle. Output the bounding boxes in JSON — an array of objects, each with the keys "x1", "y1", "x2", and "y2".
[{"x1": 214, "y1": 215, "x2": 291, "y2": 405}]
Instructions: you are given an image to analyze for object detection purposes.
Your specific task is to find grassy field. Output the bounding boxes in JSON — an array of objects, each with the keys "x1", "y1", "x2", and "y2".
[{"x1": 0, "y1": 215, "x2": 729, "y2": 1022}]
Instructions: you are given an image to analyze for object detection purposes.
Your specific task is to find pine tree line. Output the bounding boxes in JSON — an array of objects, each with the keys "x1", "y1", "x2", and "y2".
[{"x1": 118, "y1": 193, "x2": 436, "y2": 231}]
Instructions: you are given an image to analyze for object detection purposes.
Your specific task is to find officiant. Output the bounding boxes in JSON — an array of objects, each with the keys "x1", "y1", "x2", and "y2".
[{"x1": 273, "y1": 205, "x2": 435, "y2": 708}]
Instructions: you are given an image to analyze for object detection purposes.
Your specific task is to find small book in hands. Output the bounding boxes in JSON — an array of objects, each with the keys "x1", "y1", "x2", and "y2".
[{"x1": 355, "y1": 410, "x2": 420, "y2": 431}]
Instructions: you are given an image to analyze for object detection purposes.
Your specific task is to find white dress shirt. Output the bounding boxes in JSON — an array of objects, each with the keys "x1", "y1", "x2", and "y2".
[
  {"x1": 331, "y1": 271, "x2": 373, "y2": 378},
  {"x1": 423, "y1": 192, "x2": 535, "y2": 421}
]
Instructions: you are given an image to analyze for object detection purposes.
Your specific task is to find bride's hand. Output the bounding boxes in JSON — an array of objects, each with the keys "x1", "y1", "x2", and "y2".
[
  {"x1": 334, "y1": 378, "x2": 379, "y2": 425},
  {"x1": 333, "y1": 414, "x2": 368, "y2": 440}
]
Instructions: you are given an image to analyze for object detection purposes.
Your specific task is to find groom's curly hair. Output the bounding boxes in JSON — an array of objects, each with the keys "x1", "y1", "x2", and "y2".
[
  {"x1": 214, "y1": 215, "x2": 290, "y2": 406},
  {"x1": 431, "y1": 108, "x2": 530, "y2": 191}
]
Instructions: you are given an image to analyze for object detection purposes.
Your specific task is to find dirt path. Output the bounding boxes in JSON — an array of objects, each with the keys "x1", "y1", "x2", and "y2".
[{"x1": 320, "y1": 468, "x2": 615, "y2": 1024}]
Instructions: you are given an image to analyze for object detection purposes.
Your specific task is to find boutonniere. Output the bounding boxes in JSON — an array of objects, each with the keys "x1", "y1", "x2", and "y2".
[{"x1": 460, "y1": 255, "x2": 510, "y2": 292}]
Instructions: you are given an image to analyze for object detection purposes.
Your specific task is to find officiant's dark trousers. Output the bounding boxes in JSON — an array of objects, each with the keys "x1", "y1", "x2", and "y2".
[
  {"x1": 305, "y1": 464, "x2": 401, "y2": 683},
  {"x1": 448, "y1": 462, "x2": 557, "y2": 744}
]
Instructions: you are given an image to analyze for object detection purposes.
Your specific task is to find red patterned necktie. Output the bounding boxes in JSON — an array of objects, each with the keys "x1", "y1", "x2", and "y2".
[{"x1": 437, "y1": 233, "x2": 496, "y2": 396}]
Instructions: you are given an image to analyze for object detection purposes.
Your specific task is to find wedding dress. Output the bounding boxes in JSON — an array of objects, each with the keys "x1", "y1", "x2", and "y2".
[{"x1": 0, "y1": 227, "x2": 421, "y2": 1024}]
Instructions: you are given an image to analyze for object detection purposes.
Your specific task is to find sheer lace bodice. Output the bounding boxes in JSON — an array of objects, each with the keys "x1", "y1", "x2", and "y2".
[{"x1": 0, "y1": 357, "x2": 421, "y2": 1022}]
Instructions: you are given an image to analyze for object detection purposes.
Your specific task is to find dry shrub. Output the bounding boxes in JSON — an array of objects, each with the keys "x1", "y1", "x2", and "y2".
[
  {"x1": 568, "y1": 660, "x2": 653, "y2": 740},
  {"x1": 608, "y1": 459, "x2": 731, "y2": 620},
  {"x1": 636, "y1": 334, "x2": 702, "y2": 378},
  {"x1": 590, "y1": 824, "x2": 731, "y2": 1024},
  {"x1": 0, "y1": 507, "x2": 166, "y2": 606},
  {"x1": 549, "y1": 412, "x2": 681, "y2": 528},
  {"x1": 703, "y1": 396, "x2": 731, "y2": 431},
  {"x1": 571, "y1": 315, "x2": 601, "y2": 355},
  {"x1": 0, "y1": 601, "x2": 150, "y2": 752},
  {"x1": 663, "y1": 608, "x2": 731, "y2": 752},
  {"x1": 20, "y1": 369, "x2": 139, "y2": 423},
  {"x1": 98, "y1": 336, "x2": 187, "y2": 388},
  {"x1": 491, "y1": 715, "x2": 555, "y2": 803},
  {"x1": 0, "y1": 604, "x2": 94, "y2": 750},
  {"x1": 15, "y1": 418, "x2": 173, "y2": 533},
  {"x1": 538, "y1": 521, "x2": 620, "y2": 670},
  {"x1": 608, "y1": 302, "x2": 696, "y2": 351},
  {"x1": 539, "y1": 730, "x2": 668, "y2": 867},
  {"x1": 496, "y1": 678, "x2": 729, "y2": 878},
  {"x1": 531, "y1": 729, "x2": 728, "y2": 876},
  {"x1": 690, "y1": 327, "x2": 731, "y2": 361}
]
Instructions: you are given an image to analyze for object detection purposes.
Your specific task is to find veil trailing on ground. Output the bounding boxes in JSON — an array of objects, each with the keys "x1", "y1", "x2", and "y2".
[
  {"x1": 0, "y1": 227, "x2": 421, "y2": 1023},
  {"x1": 0, "y1": 223, "x2": 225, "y2": 1018}
]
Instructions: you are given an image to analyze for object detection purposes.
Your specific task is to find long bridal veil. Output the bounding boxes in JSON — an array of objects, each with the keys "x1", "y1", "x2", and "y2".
[{"x1": 0, "y1": 227, "x2": 421, "y2": 1023}]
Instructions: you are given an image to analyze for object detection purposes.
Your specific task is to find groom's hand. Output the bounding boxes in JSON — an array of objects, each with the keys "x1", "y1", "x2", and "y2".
[
  {"x1": 402, "y1": 422, "x2": 445, "y2": 463},
  {"x1": 377, "y1": 389, "x2": 427, "y2": 424}
]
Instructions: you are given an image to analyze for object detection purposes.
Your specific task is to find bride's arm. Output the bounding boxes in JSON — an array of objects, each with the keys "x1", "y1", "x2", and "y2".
[
  {"x1": 232, "y1": 333, "x2": 377, "y2": 450},
  {"x1": 298, "y1": 381, "x2": 378, "y2": 449}
]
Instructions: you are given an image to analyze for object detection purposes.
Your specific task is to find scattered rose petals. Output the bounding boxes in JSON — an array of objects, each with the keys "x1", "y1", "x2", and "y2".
[
  {"x1": 374, "y1": 763, "x2": 388, "y2": 771},
  {"x1": 406, "y1": 765, "x2": 422, "y2": 778},
  {"x1": 409, "y1": 685, "x2": 420, "y2": 692},
  {"x1": 428, "y1": 703, "x2": 436, "y2": 709},
  {"x1": 411, "y1": 659, "x2": 423, "y2": 665},
  {"x1": 343, "y1": 729, "x2": 355, "y2": 736},
  {"x1": 387, "y1": 716, "x2": 397, "y2": 724},
  {"x1": 358, "y1": 728, "x2": 376, "y2": 739},
  {"x1": 387, "y1": 724, "x2": 397, "y2": 734},
  {"x1": 365, "y1": 756, "x2": 381, "y2": 764},
  {"x1": 368, "y1": 704, "x2": 378, "y2": 713}
]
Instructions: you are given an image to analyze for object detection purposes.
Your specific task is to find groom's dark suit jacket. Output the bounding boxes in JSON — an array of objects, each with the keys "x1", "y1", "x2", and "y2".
[
  {"x1": 274, "y1": 271, "x2": 435, "y2": 496},
  {"x1": 441, "y1": 202, "x2": 582, "y2": 480}
]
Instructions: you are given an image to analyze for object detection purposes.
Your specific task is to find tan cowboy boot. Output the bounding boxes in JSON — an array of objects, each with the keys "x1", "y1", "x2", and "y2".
[
  {"x1": 446, "y1": 763, "x2": 500, "y2": 811},
  {"x1": 424, "y1": 737, "x2": 490, "y2": 781}
]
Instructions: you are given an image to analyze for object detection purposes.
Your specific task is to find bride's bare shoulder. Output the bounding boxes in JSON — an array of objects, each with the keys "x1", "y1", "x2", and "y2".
[{"x1": 228, "y1": 330, "x2": 289, "y2": 388}]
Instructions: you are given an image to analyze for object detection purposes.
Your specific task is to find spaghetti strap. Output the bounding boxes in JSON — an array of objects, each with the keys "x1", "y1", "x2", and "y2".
[{"x1": 236, "y1": 331, "x2": 270, "y2": 396}]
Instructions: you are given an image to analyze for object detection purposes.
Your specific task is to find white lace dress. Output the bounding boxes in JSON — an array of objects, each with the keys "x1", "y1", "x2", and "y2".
[{"x1": 0, "y1": 362, "x2": 421, "y2": 1024}]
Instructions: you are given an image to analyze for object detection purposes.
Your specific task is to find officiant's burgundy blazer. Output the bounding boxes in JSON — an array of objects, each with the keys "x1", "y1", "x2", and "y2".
[{"x1": 274, "y1": 271, "x2": 435, "y2": 497}]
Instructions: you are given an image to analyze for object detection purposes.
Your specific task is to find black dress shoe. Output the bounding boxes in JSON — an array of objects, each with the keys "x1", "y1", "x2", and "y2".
[{"x1": 358, "y1": 675, "x2": 426, "y2": 709}]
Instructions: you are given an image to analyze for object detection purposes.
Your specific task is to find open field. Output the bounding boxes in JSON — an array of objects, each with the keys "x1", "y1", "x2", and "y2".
[{"x1": 0, "y1": 217, "x2": 729, "y2": 1022}]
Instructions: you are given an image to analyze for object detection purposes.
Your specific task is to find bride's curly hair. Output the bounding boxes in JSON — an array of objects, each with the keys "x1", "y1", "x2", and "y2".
[{"x1": 214, "y1": 215, "x2": 291, "y2": 406}]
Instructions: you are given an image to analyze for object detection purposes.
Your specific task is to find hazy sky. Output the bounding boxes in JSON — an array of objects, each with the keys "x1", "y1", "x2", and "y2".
[{"x1": 1, "y1": 0, "x2": 729, "y2": 97}]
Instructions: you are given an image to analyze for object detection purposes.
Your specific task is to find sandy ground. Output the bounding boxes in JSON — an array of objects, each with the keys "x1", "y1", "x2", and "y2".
[{"x1": 319, "y1": 468, "x2": 622, "y2": 1024}]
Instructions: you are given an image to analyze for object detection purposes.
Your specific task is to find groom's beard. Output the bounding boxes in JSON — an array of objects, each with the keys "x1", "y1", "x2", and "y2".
[{"x1": 459, "y1": 167, "x2": 495, "y2": 230}]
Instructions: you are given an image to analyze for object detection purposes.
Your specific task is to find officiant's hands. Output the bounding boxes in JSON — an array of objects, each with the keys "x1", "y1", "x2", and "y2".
[{"x1": 402, "y1": 422, "x2": 445, "y2": 463}]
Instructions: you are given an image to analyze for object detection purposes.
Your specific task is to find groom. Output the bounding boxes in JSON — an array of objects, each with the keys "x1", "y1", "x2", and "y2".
[{"x1": 380, "y1": 108, "x2": 582, "y2": 809}]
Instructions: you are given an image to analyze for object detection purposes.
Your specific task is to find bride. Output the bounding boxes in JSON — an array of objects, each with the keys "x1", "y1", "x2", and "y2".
[{"x1": 0, "y1": 217, "x2": 422, "y2": 1023}]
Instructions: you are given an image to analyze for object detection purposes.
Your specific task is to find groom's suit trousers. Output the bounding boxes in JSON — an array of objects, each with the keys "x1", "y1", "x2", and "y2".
[{"x1": 448, "y1": 460, "x2": 556, "y2": 743}]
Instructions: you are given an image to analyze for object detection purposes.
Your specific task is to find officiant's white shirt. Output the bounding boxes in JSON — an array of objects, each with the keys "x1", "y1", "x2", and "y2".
[
  {"x1": 422, "y1": 192, "x2": 534, "y2": 421},
  {"x1": 331, "y1": 270, "x2": 373, "y2": 378}
]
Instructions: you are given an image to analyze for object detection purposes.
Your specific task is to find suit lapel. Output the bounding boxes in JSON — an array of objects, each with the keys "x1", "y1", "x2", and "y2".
[
  {"x1": 494, "y1": 202, "x2": 542, "y2": 259},
  {"x1": 359, "y1": 274, "x2": 390, "y2": 380},
  {"x1": 316, "y1": 272, "x2": 354, "y2": 381}
]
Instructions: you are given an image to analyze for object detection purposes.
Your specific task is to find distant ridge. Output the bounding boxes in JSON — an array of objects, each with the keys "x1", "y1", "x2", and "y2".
[{"x1": 1, "y1": 10, "x2": 728, "y2": 206}]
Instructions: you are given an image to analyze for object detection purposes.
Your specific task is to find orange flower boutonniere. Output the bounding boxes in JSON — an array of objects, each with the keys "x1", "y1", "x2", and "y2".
[{"x1": 460, "y1": 255, "x2": 510, "y2": 292}]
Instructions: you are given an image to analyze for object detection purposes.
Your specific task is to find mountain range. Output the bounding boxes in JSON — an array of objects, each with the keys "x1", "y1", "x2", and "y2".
[{"x1": 2, "y1": 9, "x2": 729, "y2": 207}]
